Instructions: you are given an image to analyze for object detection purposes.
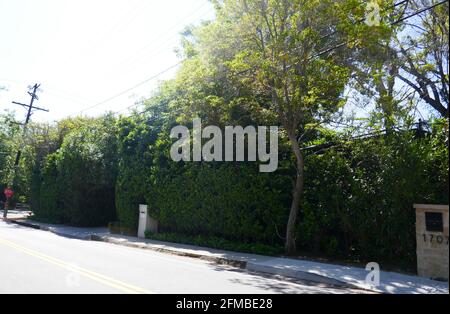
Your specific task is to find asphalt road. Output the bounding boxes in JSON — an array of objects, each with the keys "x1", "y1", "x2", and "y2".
[{"x1": 0, "y1": 220, "x2": 364, "y2": 294}]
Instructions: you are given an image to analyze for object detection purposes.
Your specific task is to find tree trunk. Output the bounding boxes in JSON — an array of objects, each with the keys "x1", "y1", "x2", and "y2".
[{"x1": 285, "y1": 130, "x2": 305, "y2": 255}]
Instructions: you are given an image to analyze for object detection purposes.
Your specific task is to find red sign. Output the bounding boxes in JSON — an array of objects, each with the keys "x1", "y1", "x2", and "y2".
[{"x1": 4, "y1": 188, "x2": 14, "y2": 199}]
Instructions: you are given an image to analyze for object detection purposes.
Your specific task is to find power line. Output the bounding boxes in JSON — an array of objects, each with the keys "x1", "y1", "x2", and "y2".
[
  {"x1": 117, "y1": 37, "x2": 185, "y2": 79},
  {"x1": 135, "y1": 1, "x2": 448, "y2": 123},
  {"x1": 0, "y1": 78, "x2": 94, "y2": 108},
  {"x1": 105, "y1": 5, "x2": 212, "y2": 83},
  {"x1": 68, "y1": 61, "x2": 183, "y2": 117},
  {"x1": 233, "y1": 0, "x2": 443, "y2": 76},
  {"x1": 310, "y1": 0, "x2": 448, "y2": 60},
  {"x1": 317, "y1": 0, "x2": 410, "y2": 45},
  {"x1": 116, "y1": 0, "x2": 429, "y2": 120},
  {"x1": 43, "y1": 90, "x2": 91, "y2": 107},
  {"x1": 71, "y1": 0, "x2": 448, "y2": 119},
  {"x1": 90, "y1": 0, "x2": 151, "y2": 51},
  {"x1": 234, "y1": 0, "x2": 410, "y2": 76},
  {"x1": 66, "y1": 2, "x2": 212, "y2": 118},
  {"x1": 392, "y1": 0, "x2": 448, "y2": 25},
  {"x1": 116, "y1": 1, "x2": 211, "y2": 71}
]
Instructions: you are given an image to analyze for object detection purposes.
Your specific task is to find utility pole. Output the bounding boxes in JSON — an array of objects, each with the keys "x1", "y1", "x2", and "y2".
[{"x1": 3, "y1": 83, "x2": 49, "y2": 219}]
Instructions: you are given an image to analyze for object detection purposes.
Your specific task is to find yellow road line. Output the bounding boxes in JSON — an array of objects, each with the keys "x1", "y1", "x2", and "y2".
[{"x1": 0, "y1": 237, "x2": 152, "y2": 294}]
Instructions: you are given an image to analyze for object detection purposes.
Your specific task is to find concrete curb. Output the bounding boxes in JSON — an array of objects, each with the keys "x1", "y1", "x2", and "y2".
[
  {"x1": 6, "y1": 219, "x2": 366, "y2": 291},
  {"x1": 90, "y1": 235, "x2": 248, "y2": 269},
  {"x1": 6, "y1": 219, "x2": 42, "y2": 230},
  {"x1": 7, "y1": 219, "x2": 93, "y2": 240}
]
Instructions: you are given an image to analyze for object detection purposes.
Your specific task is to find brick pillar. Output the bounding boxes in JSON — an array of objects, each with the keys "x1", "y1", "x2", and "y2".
[{"x1": 415, "y1": 204, "x2": 449, "y2": 281}]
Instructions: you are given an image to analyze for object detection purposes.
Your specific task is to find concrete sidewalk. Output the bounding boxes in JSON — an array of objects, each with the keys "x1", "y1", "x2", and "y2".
[
  {"x1": 0, "y1": 210, "x2": 32, "y2": 220},
  {"x1": 6, "y1": 218, "x2": 449, "y2": 294}
]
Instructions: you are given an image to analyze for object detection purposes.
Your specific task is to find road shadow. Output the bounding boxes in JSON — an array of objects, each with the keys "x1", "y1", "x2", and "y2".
[{"x1": 205, "y1": 263, "x2": 374, "y2": 294}]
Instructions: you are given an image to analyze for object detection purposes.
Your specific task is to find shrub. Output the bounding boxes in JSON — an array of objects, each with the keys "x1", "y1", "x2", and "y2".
[
  {"x1": 115, "y1": 116, "x2": 155, "y2": 231},
  {"x1": 31, "y1": 116, "x2": 118, "y2": 227},
  {"x1": 151, "y1": 162, "x2": 290, "y2": 245},
  {"x1": 299, "y1": 127, "x2": 448, "y2": 270}
]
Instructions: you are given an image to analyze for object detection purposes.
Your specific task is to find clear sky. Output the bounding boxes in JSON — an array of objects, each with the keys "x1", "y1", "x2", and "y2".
[{"x1": 0, "y1": 0, "x2": 215, "y2": 123}]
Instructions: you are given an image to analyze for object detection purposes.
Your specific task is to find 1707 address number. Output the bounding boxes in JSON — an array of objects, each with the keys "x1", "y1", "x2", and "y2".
[{"x1": 423, "y1": 234, "x2": 449, "y2": 245}]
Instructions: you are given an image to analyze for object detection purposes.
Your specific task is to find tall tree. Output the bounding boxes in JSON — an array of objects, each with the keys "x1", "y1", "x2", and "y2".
[
  {"x1": 395, "y1": 0, "x2": 449, "y2": 117},
  {"x1": 0, "y1": 112, "x2": 21, "y2": 186},
  {"x1": 198, "y1": 0, "x2": 393, "y2": 253}
]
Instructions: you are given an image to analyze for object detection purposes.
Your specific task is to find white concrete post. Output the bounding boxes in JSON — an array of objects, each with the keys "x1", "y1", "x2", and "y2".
[{"x1": 138, "y1": 204, "x2": 159, "y2": 239}]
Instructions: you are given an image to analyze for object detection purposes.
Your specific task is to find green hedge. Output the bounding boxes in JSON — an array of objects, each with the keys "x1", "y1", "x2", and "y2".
[
  {"x1": 31, "y1": 117, "x2": 118, "y2": 227},
  {"x1": 299, "y1": 129, "x2": 448, "y2": 270},
  {"x1": 115, "y1": 117, "x2": 155, "y2": 231},
  {"x1": 114, "y1": 114, "x2": 448, "y2": 269},
  {"x1": 115, "y1": 114, "x2": 291, "y2": 246},
  {"x1": 36, "y1": 153, "x2": 64, "y2": 223},
  {"x1": 151, "y1": 162, "x2": 291, "y2": 245},
  {"x1": 27, "y1": 111, "x2": 448, "y2": 270}
]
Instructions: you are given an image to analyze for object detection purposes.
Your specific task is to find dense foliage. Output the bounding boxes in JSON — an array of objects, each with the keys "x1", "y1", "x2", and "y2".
[
  {"x1": 300, "y1": 123, "x2": 448, "y2": 269},
  {"x1": 29, "y1": 116, "x2": 118, "y2": 226}
]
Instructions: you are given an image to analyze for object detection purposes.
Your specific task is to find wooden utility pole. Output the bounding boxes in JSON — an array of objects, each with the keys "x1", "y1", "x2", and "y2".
[{"x1": 3, "y1": 84, "x2": 49, "y2": 219}]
